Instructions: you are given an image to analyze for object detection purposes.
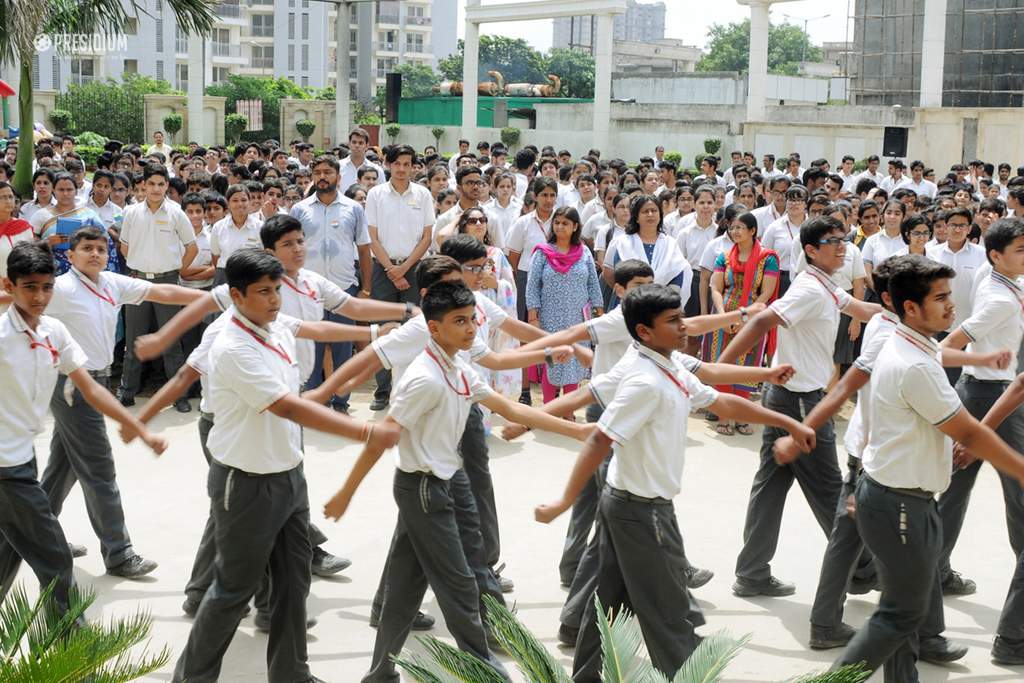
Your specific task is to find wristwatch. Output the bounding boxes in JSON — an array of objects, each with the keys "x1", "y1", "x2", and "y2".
[
  {"x1": 403, "y1": 301, "x2": 414, "y2": 321},
  {"x1": 544, "y1": 346, "x2": 555, "y2": 367},
  {"x1": 739, "y1": 306, "x2": 749, "y2": 323}
]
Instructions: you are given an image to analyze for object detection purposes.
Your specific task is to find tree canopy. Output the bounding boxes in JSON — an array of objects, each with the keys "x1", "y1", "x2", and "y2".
[
  {"x1": 392, "y1": 61, "x2": 439, "y2": 97},
  {"x1": 438, "y1": 36, "x2": 595, "y2": 97},
  {"x1": 696, "y1": 19, "x2": 822, "y2": 76},
  {"x1": 205, "y1": 75, "x2": 310, "y2": 140}
]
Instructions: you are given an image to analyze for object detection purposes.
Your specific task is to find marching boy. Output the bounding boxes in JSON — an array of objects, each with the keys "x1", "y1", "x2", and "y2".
[{"x1": 323, "y1": 280, "x2": 593, "y2": 683}]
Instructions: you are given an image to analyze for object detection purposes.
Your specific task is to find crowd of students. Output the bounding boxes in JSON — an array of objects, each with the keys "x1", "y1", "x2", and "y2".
[{"x1": 4, "y1": 131, "x2": 1024, "y2": 682}]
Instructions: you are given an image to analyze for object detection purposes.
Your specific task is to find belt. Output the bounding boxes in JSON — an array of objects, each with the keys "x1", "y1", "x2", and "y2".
[
  {"x1": 200, "y1": 411, "x2": 215, "y2": 422},
  {"x1": 963, "y1": 375, "x2": 1010, "y2": 386},
  {"x1": 132, "y1": 269, "x2": 177, "y2": 280},
  {"x1": 212, "y1": 460, "x2": 296, "y2": 478},
  {"x1": 864, "y1": 474, "x2": 934, "y2": 500},
  {"x1": 87, "y1": 367, "x2": 112, "y2": 379},
  {"x1": 394, "y1": 468, "x2": 443, "y2": 484},
  {"x1": 604, "y1": 485, "x2": 672, "y2": 505}
]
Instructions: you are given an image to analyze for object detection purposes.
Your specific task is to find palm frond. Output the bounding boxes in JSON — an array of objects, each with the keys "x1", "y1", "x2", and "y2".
[
  {"x1": 594, "y1": 596, "x2": 659, "y2": 683},
  {"x1": 25, "y1": 583, "x2": 94, "y2": 657},
  {"x1": 0, "y1": 582, "x2": 48, "y2": 661},
  {"x1": 391, "y1": 651, "x2": 453, "y2": 683},
  {"x1": 417, "y1": 636, "x2": 507, "y2": 683},
  {"x1": 670, "y1": 631, "x2": 751, "y2": 683},
  {"x1": 788, "y1": 663, "x2": 871, "y2": 683},
  {"x1": 482, "y1": 595, "x2": 572, "y2": 683}
]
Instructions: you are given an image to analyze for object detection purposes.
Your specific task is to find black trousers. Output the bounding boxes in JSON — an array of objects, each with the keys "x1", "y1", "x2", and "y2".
[
  {"x1": 120, "y1": 271, "x2": 186, "y2": 397},
  {"x1": 370, "y1": 260, "x2": 420, "y2": 402},
  {"x1": 735, "y1": 385, "x2": 842, "y2": 582},
  {"x1": 0, "y1": 457, "x2": 75, "y2": 613},
  {"x1": 573, "y1": 489, "x2": 700, "y2": 683},
  {"x1": 835, "y1": 478, "x2": 942, "y2": 683},
  {"x1": 459, "y1": 404, "x2": 500, "y2": 568},
  {"x1": 172, "y1": 462, "x2": 312, "y2": 683},
  {"x1": 363, "y1": 470, "x2": 509, "y2": 683},
  {"x1": 559, "y1": 402, "x2": 604, "y2": 586}
]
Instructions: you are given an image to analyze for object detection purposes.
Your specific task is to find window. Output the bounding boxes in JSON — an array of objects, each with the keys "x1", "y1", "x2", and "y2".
[
  {"x1": 123, "y1": 59, "x2": 138, "y2": 74},
  {"x1": 378, "y1": 30, "x2": 396, "y2": 51},
  {"x1": 176, "y1": 63, "x2": 188, "y2": 90},
  {"x1": 123, "y1": 17, "x2": 138, "y2": 35},
  {"x1": 213, "y1": 66, "x2": 230, "y2": 84},
  {"x1": 301, "y1": 13, "x2": 308, "y2": 40},
  {"x1": 376, "y1": 57, "x2": 396, "y2": 78},
  {"x1": 49, "y1": 55, "x2": 57, "y2": 90},
  {"x1": 301, "y1": 45, "x2": 309, "y2": 70},
  {"x1": 406, "y1": 33, "x2": 423, "y2": 53},
  {"x1": 156, "y1": 59, "x2": 164, "y2": 80},
  {"x1": 31, "y1": 55, "x2": 40, "y2": 89},
  {"x1": 349, "y1": 30, "x2": 357, "y2": 47},
  {"x1": 156, "y1": 18, "x2": 164, "y2": 51},
  {"x1": 302, "y1": 0, "x2": 308, "y2": 7},
  {"x1": 349, "y1": 56, "x2": 357, "y2": 78},
  {"x1": 251, "y1": 15, "x2": 273, "y2": 37},
  {"x1": 301, "y1": 76, "x2": 308, "y2": 87},
  {"x1": 70, "y1": 58, "x2": 95, "y2": 85},
  {"x1": 288, "y1": 13, "x2": 295, "y2": 39},
  {"x1": 252, "y1": 45, "x2": 274, "y2": 68},
  {"x1": 288, "y1": 45, "x2": 294, "y2": 70}
]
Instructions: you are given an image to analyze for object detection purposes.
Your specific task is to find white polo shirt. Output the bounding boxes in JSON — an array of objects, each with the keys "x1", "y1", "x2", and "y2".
[
  {"x1": 582, "y1": 213, "x2": 610, "y2": 244},
  {"x1": 373, "y1": 291, "x2": 506, "y2": 384},
  {"x1": 0, "y1": 306, "x2": 88, "y2": 467},
  {"x1": 961, "y1": 271, "x2": 1024, "y2": 381},
  {"x1": 578, "y1": 196, "x2": 603, "y2": 227},
  {"x1": 589, "y1": 342, "x2": 702, "y2": 408},
  {"x1": 180, "y1": 227, "x2": 214, "y2": 289},
  {"x1": 339, "y1": 157, "x2": 384, "y2": 190},
  {"x1": 595, "y1": 224, "x2": 624, "y2": 255},
  {"x1": 770, "y1": 265, "x2": 853, "y2": 392},
  {"x1": 751, "y1": 204, "x2": 784, "y2": 237},
  {"x1": 210, "y1": 214, "x2": 263, "y2": 264},
  {"x1": 862, "y1": 323, "x2": 961, "y2": 493},
  {"x1": 904, "y1": 178, "x2": 937, "y2": 198},
  {"x1": 845, "y1": 310, "x2": 899, "y2": 459},
  {"x1": 119, "y1": 199, "x2": 195, "y2": 274},
  {"x1": 599, "y1": 344, "x2": 718, "y2": 499},
  {"x1": 761, "y1": 215, "x2": 802, "y2": 272},
  {"x1": 206, "y1": 310, "x2": 303, "y2": 474},
  {"x1": 792, "y1": 241, "x2": 866, "y2": 292},
  {"x1": 85, "y1": 198, "x2": 123, "y2": 229},
  {"x1": 45, "y1": 268, "x2": 151, "y2": 371},
  {"x1": 389, "y1": 339, "x2": 493, "y2": 480},
  {"x1": 676, "y1": 219, "x2": 717, "y2": 269},
  {"x1": 699, "y1": 233, "x2": 733, "y2": 272},
  {"x1": 365, "y1": 180, "x2": 435, "y2": 261},
  {"x1": 926, "y1": 240, "x2": 987, "y2": 330},
  {"x1": 482, "y1": 197, "x2": 522, "y2": 243},
  {"x1": 587, "y1": 306, "x2": 631, "y2": 376},
  {"x1": 861, "y1": 230, "x2": 906, "y2": 266},
  {"x1": 505, "y1": 211, "x2": 553, "y2": 272}
]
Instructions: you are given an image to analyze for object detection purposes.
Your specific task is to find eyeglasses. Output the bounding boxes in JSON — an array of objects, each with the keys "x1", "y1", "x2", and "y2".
[
  {"x1": 463, "y1": 180, "x2": 485, "y2": 187},
  {"x1": 462, "y1": 264, "x2": 492, "y2": 274},
  {"x1": 949, "y1": 222, "x2": 970, "y2": 231},
  {"x1": 908, "y1": 230, "x2": 931, "y2": 238},
  {"x1": 465, "y1": 216, "x2": 488, "y2": 224},
  {"x1": 817, "y1": 237, "x2": 847, "y2": 247}
]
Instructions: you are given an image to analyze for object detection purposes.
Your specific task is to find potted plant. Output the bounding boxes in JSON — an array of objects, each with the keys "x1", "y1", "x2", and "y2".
[
  {"x1": 162, "y1": 113, "x2": 183, "y2": 144},
  {"x1": 500, "y1": 126, "x2": 520, "y2": 151},
  {"x1": 431, "y1": 126, "x2": 445, "y2": 151},
  {"x1": 48, "y1": 109, "x2": 73, "y2": 134},
  {"x1": 224, "y1": 112, "x2": 248, "y2": 145},
  {"x1": 296, "y1": 118, "x2": 316, "y2": 143},
  {"x1": 385, "y1": 122, "x2": 401, "y2": 144}
]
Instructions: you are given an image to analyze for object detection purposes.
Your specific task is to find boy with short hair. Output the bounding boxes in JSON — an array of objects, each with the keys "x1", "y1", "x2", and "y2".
[
  {"x1": 535, "y1": 284, "x2": 816, "y2": 681},
  {"x1": 323, "y1": 280, "x2": 592, "y2": 682},
  {"x1": 0, "y1": 242, "x2": 165, "y2": 607}
]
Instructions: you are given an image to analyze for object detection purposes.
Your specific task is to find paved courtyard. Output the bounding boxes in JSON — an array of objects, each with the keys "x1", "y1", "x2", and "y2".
[{"x1": 18, "y1": 390, "x2": 1024, "y2": 682}]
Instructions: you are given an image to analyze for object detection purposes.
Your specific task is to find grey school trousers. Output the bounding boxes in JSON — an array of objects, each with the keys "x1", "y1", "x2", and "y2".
[
  {"x1": 370, "y1": 260, "x2": 420, "y2": 403},
  {"x1": 172, "y1": 461, "x2": 312, "y2": 683},
  {"x1": 120, "y1": 271, "x2": 186, "y2": 398},
  {"x1": 363, "y1": 469, "x2": 509, "y2": 683}
]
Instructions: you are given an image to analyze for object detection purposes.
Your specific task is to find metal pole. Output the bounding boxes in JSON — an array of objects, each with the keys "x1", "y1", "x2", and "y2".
[{"x1": 335, "y1": 0, "x2": 349, "y2": 145}]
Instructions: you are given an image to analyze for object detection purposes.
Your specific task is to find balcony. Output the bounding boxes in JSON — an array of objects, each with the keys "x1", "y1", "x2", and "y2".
[
  {"x1": 376, "y1": 41, "x2": 397, "y2": 53},
  {"x1": 247, "y1": 0, "x2": 274, "y2": 5},
  {"x1": 251, "y1": 56, "x2": 274, "y2": 69},
  {"x1": 243, "y1": 26, "x2": 274, "y2": 38},
  {"x1": 212, "y1": 42, "x2": 242, "y2": 58},
  {"x1": 218, "y1": 1, "x2": 241, "y2": 17},
  {"x1": 407, "y1": 15, "x2": 431, "y2": 26},
  {"x1": 376, "y1": 13, "x2": 400, "y2": 24},
  {"x1": 405, "y1": 42, "x2": 432, "y2": 54},
  {"x1": 176, "y1": 37, "x2": 188, "y2": 54}
]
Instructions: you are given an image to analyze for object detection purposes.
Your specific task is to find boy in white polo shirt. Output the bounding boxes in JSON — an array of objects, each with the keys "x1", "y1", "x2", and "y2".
[
  {"x1": 323, "y1": 280, "x2": 591, "y2": 683},
  {"x1": 171, "y1": 249, "x2": 400, "y2": 683},
  {"x1": 938, "y1": 217, "x2": 1024, "y2": 597},
  {"x1": 832, "y1": 255, "x2": 1024, "y2": 682},
  {"x1": 0, "y1": 242, "x2": 165, "y2": 609},
  {"x1": 718, "y1": 215, "x2": 881, "y2": 597},
  {"x1": 535, "y1": 284, "x2": 816, "y2": 681}
]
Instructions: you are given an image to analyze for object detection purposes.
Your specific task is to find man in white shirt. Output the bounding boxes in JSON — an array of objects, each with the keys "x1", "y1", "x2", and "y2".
[
  {"x1": 170, "y1": 249, "x2": 399, "y2": 683},
  {"x1": 856, "y1": 155, "x2": 887, "y2": 187},
  {"x1": 116, "y1": 163, "x2": 198, "y2": 405},
  {"x1": 149, "y1": 131, "x2": 174, "y2": 164},
  {"x1": 339, "y1": 127, "x2": 385, "y2": 191},
  {"x1": 904, "y1": 160, "x2": 938, "y2": 198},
  {"x1": 535, "y1": 283, "x2": 815, "y2": 681},
  {"x1": 433, "y1": 165, "x2": 494, "y2": 249},
  {"x1": 938, "y1": 218, "x2": 1024, "y2": 599},
  {"x1": 365, "y1": 144, "x2": 439, "y2": 410},
  {"x1": 506, "y1": 176, "x2": 557, "y2": 320},
  {"x1": 879, "y1": 159, "x2": 911, "y2": 193},
  {"x1": 653, "y1": 145, "x2": 665, "y2": 170},
  {"x1": 752, "y1": 176, "x2": 790, "y2": 236},
  {"x1": 761, "y1": 153, "x2": 781, "y2": 179},
  {"x1": 0, "y1": 242, "x2": 165, "y2": 612},
  {"x1": 831, "y1": 256, "x2": 1024, "y2": 682},
  {"x1": 838, "y1": 155, "x2": 859, "y2": 193},
  {"x1": 719, "y1": 216, "x2": 881, "y2": 597},
  {"x1": 694, "y1": 156, "x2": 726, "y2": 188},
  {"x1": 512, "y1": 148, "x2": 536, "y2": 201},
  {"x1": 447, "y1": 138, "x2": 472, "y2": 176}
]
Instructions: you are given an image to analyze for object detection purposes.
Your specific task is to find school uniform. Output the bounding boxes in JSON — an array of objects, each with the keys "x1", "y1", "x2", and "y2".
[
  {"x1": 505, "y1": 210, "x2": 553, "y2": 320},
  {"x1": 172, "y1": 309, "x2": 313, "y2": 683},
  {"x1": 792, "y1": 242, "x2": 867, "y2": 366},
  {"x1": 573, "y1": 344, "x2": 717, "y2": 682},
  {"x1": 752, "y1": 204, "x2": 784, "y2": 237},
  {"x1": 0, "y1": 306, "x2": 87, "y2": 612},
  {"x1": 836, "y1": 323, "x2": 960, "y2": 682},
  {"x1": 860, "y1": 231, "x2": 906, "y2": 269},
  {"x1": 936, "y1": 271, "x2": 1024, "y2": 590},
  {"x1": 117, "y1": 198, "x2": 196, "y2": 400},
  {"x1": 734, "y1": 265, "x2": 850, "y2": 588},
  {"x1": 1, "y1": 268, "x2": 151, "y2": 575},
  {"x1": 760, "y1": 215, "x2": 801, "y2": 295},
  {"x1": 364, "y1": 339, "x2": 509, "y2": 683},
  {"x1": 209, "y1": 214, "x2": 263, "y2": 285},
  {"x1": 809, "y1": 310, "x2": 897, "y2": 632}
]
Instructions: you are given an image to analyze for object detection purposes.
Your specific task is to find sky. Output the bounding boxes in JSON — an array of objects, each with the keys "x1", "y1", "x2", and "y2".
[{"x1": 457, "y1": 0, "x2": 853, "y2": 53}]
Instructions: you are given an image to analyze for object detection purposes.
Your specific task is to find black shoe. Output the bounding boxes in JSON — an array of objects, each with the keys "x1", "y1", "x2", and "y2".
[
  {"x1": 809, "y1": 622, "x2": 856, "y2": 650},
  {"x1": 311, "y1": 548, "x2": 352, "y2": 577},
  {"x1": 369, "y1": 396, "x2": 389, "y2": 411},
  {"x1": 107, "y1": 555, "x2": 158, "y2": 579},
  {"x1": 68, "y1": 543, "x2": 87, "y2": 558},
  {"x1": 942, "y1": 570, "x2": 977, "y2": 596},
  {"x1": 330, "y1": 402, "x2": 349, "y2": 414},
  {"x1": 518, "y1": 390, "x2": 532, "y2": 406},
  {"x1": 117, "y1": 391, "x2": 135, "y2": 407},
  {"x1": 848, "y1": 575, "x2": 879, "y2": 595},
  {"x1": 254, "y1": 611, "x2": 317, "y2": 633},
  {"x1": 558, "y1": 623, "x2": 579, "y2": 647},
  {"x1": 992, "y1": 635, "x2": 1024, "y2": 665},
  {"x1": 174, "y1": 397, "x2": 192, "y2": 413},
  {"x1": 731, "y1": 576, "x2": 796, "y2": 597},
  {"x1": 919, "y1": 635, "x2": 968, "y2": 664},
  {"x1": 368, "y1": 610, "x2": 434, "y2": 630},
  {"x1": 685, "y1": 566, "x2": 714, "y2": 589},
  {"x1": 494, "y1": 562, "x2": 514, "y2": 593}
]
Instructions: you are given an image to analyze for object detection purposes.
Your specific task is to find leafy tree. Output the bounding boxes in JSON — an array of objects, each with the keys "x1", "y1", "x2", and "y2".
[
  {"x1": 385, "y1": 122, "x2": 400, "y2": 143},
  {"x1": 500, "y1": 126, "x2": 520, "y2": 151},
  {"x1": 392, "y1": 62, "x2": 439, "y2": 98},
  {"x1": 224, "y1": 113, "x2": 247, "y2": 144},
  {"x1": 55, "y1": 74, "x2": 180, "y2": 144},
  {"x1": 546, "y1": 47, "x2": 594, "y2": 98},
  {"x1": 438, "y1": 36, "x2": 547, "y2": 84},
  {"x1": 162, "y1": 113, "x2": 183, "y2": 143},
  {"x1": 205, "y1": 75, "x2": 310, "y2": 141},
  {"x1": 696, "y1": 19, "x2": 822, "y2": 76},
  {"x1": 431, "y1": 126, "x2": 445, "y2": 149},
  {"x1": 48, "y1": 109, "x2": 73, "y2": 132},
  {"x1": 295, "y1": 118, "x2": 315, "y2": 142},
  {"x1": 0, "y1": 0, "x2": 216, "y2": 198}
]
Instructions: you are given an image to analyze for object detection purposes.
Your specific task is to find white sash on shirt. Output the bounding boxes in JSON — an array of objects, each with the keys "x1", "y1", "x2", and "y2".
[{"x1": 615, "y1": 233, "x2": 690, "y2": 285}]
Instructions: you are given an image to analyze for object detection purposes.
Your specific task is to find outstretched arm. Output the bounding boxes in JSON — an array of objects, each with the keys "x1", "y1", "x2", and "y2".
[
  {"x1": 67, "y1": 368, "x2": 166, "y2": 455},
  {"x1": 480, "y1": 392, "x2": 593, "y2": 442},
  {"x1": 137, "y1": 364, "x2": 201, "y2": 424},
  {"x1": 134, "y1": 292, "x2": 221, "y2": 361},
  {"x1": 941, "y1": 347, "x2": 1012, "y2": 370},
  {"x1": 477, "y1": 345, "x2": 573, "y2": 371},
  {"x1": 500, "y1": 385, "x2": 597, "y2": 440},
  {"x1": 711, "y1": 393, "x2": 816, "y2": 452},
  {"x1": 301, "y1": 345, "x2": 382, "y2": 405},
  {"x1": 145, "y1": 283, "x2": 209, "y2": 306},
  {"x1": 337, "y1": 298, "x2": 413, "y2": 322},
  {"x1": 324, "y1": 415, "x2": 402, "y2": 521},
  {"x1": 718, "y1": 309, "x2": 782, "y2": 364},
  {"x1": 842, "y1": 298, "x2": 883, "y2": 322},
  {"x1": 943, "y1": 409, "x2": 1024, "y2": 485},
  {"x1": 683, "y1": 303, "x2": 766, "y2": 337},
  {"x1": 535, "y1": 430, "x2": 613, "y2": 523},
  {"x1": 695, "y1": 362, "x2": 794, "y2": 388},
  {"x1": 774, "y1": 367, "x2": 869, "y2": 463},
  {"x1": 267, "y1": 393, "x2": 398, "y2": 449},
  {"x1": 295, "y1": 320, "x2": 379, "y2": 343}
]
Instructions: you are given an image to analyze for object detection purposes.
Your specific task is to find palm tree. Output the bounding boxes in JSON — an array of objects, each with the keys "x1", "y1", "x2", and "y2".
[
  {"x1": 0, "y1": 0, "x2": 218, "y2": 198},
  {"x1": 0, "y1": 581, "x2": 169, "y2": 681},
  {"x1": 393, "y1": 595, "x2": 871, "y2": 683}
]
